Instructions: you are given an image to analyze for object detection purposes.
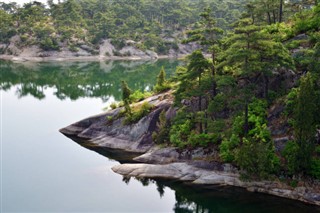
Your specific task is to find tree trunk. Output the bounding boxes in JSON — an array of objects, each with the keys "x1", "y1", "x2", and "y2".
[
  {"x1": 204, "y1": 97, "x2": 208, "y2": 134},
  {"x1": 199, "y1": 74, "x2": 203, "y2": 134},
  {"x1": 244, "y1": 101, "x2": 249, "y2": 136},
  {"x1": 267, "y1": 11, "x2": 272, "y2": 25},
  {"x1": 279, "y1": 0, "x2": 283, "y2": 23},
  {"x1": 211, "y1": 52, "x2": 217, "y2": 98},
  {"x1": 264, "y1": 74, "x2": 269, "y2": 100},
  {"x1": 272, "y1": 10, "x2": 277, "y2": 23}
]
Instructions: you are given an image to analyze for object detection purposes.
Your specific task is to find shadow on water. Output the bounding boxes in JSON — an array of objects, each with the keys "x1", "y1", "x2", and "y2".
[
  {"x1": 0, "y1": 59, "x2": 180, "y2": 102},
  {"x1": 127, "y1": 177, "x2": 320, "y2": 213},
  {"x1": 68, "y1": 135, "x2": 320, "y2": 213},
  {"x1": 67, "y1": 136, "x2": 141, "y2": 164}
]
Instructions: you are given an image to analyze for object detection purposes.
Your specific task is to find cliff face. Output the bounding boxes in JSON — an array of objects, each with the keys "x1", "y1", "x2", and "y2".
[{"x1": 60, "y1": 91, "x2": 320, "y2": 206}]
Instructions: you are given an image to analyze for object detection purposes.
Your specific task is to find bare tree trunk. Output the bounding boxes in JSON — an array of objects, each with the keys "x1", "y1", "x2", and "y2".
[
  {"x1": 264, "y1": 74, "x2": 269, "y2": 100},
  {"x1": 272, "y1": 10, "x2": 277, "y2": 23},
  {"x1": 267, "y1": 12, "x2": 272, "y2": 25},
  {"x1": 279, "y1": 0, "x2": 283, "y2": 23}
]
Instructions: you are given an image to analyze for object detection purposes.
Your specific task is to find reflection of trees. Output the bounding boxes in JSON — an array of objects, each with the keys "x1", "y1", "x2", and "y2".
[
  {"x1": 0, "y1": 59, "x2": 180, "y2": 101},
  {"x1": 123, "y1": 177, "x2": 318, "y2": 213}
]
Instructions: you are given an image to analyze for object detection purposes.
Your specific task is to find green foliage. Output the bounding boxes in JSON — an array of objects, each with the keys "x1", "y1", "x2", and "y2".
[
  {"x1": 169, "y1": 119, "x2": 193, "y2": 148},
  {"x1": 154, "y1": 67, "x2": 171, "y2": 93},
  {"x1": 264, "y1": 23, "x2": 294, "y2": 42},
  {"x1": 169, "y1": 109, "x2": 194, "y2": 147},
  {"x1": 129, "y1": 90, "x2": 150, "y2": 103},
  {"x1": 110, "y1": 102, "x2": 118, "y2": 110},
  {"x1": 0, "y1": 0, "x2": 248, "y2": 53},
  {"x1": 291, "y1": 72, "x2": 317, "y2": 173},
  {"x1": 236, "y1": 138, "x2": 280, "y2": 179},
  {"x1": 121, "y1": 80, "x2": 132, "y2": 102},
  {"x1": 310, "y1": 157, "x2": 320, "y2": 179},
  {"x1": 157, "y1": 67, "x2": 166, "y2": 87},
  {"x1": 40, "y1": 37, "x2": 59, "y2": 51},
  {"x1": 219, "y1": 134, "x2": 240, "y2": 162},
  {"x1": 293, "y1": 5, "x2": 320, "y2": 34},
  {"x1": 285, "y1": 88, "x2": 298, "y2": 116},
  {"x1": 219, "y1": 99, "x2": 279, "y2": 179},
  {"x1": 282, "y1": 141, "x2": 300, "y2": 175},
  {"x1": 188, "y1": 132, "x2": 219, "y2": 147},
  {"x1": 152, "y1": 110, "x2": 170, "y2": 144},
  {"x1": 123, "y1": 102, "x2": 154, "y2": 125}
]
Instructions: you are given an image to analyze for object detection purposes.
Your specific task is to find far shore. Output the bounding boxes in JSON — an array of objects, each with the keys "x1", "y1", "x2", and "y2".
[{"x1": 0, "y1": 54, "x2": 187, "y2": 62}]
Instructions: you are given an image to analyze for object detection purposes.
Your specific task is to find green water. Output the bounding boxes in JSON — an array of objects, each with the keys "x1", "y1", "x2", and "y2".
[{"x1": 1, "y1": 59, "x2": 319, "y2": 212}]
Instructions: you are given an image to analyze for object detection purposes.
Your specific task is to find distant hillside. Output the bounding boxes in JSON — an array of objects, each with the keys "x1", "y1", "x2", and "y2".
[{"x1": 0, "y1": 0, "x2": 247, "y2": 58}]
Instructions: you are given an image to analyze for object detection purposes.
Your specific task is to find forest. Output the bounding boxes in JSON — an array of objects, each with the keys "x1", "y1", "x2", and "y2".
[
  {"x1": 118, "y1": 0, "x2": 320, "y2": 182},
  {"x1": 0, "y1": 0, "x2": 247, "y2": 54},
  {"x1": 1, "y1": 0, "x2": 320, "y2": 181}
]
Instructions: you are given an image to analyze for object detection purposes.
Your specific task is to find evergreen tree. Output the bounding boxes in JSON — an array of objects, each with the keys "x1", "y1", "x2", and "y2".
[
  {"x1": 184, "y1": 7, "x2": 223, "y2": 97},
  {"x1": 121, "y1": 80, "x2": 132, "y2": 114},
  {"x1": 293, "y1": 72, "x2": 317, "y2": 173},
  {"x1": 156, "y1": 67, "x2": 166, "y2": 87}
]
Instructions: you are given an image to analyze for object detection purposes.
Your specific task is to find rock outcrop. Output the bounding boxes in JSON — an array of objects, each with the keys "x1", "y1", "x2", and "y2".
[
  {"x1": 112, "y1": 162, "x2": 320, "y2": 206},
  {"x1": 60, "y1": 92, "x2": 174, "y2": 153},
  {"x1": 60, "y1": 91, "x2": 320, "y2": 206}
]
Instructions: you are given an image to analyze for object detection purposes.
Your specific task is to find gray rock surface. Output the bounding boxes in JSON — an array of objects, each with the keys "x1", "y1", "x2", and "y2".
[
  {"x1": 60, "y1": 92, "x2": 173, "y2": 153},
  {"x1": 60, "y1": 91, "x2": 320, "y2": 206},
  {"x1": 112, "y1": 162, "x2": 320, "y2": 206}
]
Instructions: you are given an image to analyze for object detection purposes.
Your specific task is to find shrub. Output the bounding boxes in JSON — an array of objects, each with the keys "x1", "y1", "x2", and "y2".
[
  {"x1": 129, "y1": 90, "x2": 152, "y2": 102},
  {"x1": 110, "y1": 102, "x2": 117, "y2": 109},
  {"x1": 310, "y1": 157, "x2": 320, "y2": 179},
  {"x1": 219, "y1": 134, "x2": 240, "y2": 162},
  {"x1": 105, "y1": 115, "x2": 114, "y2": 124},
  {"x1": 40, "y1": 37, "x2": 59, "y2": 51},
  {"x1": 111, "y1": 39, "x2": 126, "y2": 49},
  {"x1": 123, "y1": 102, "x2": 154, "y2": 124},
  {"x1": 169, "y1": 119, "x2": 192, "y2": 148},
  {"x1": 236, "y1": 138, "x2": 280, "y2": 179},
  {"x1": 152, "y1": 110, "x2": 170, "y2": 144},
  {"x1": 282, "y1": 140, "x2": 300, "y2": 175},
  {"x1": 69, "y1": 45, "x2": 79, "y2": 52},
  {"x1": 188, "y1": 132, "x2": 219, "y2": 147},
  {"x1": 285, "y1": 88, "x2": 298, "y2": 116},
  {"x1": 154, "y1": 84, "x2": 171, "y2": 93},
  {"x1": 154, "y1": 67, "x2": 171, "y2": 93}
]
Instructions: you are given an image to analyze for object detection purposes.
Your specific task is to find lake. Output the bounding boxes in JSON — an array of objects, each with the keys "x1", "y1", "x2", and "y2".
[{"x1": 1, "y1": 59, "x2": 319, "y2": 212}]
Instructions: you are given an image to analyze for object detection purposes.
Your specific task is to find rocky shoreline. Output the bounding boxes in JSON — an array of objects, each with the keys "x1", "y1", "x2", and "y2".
[
  {"x1": 0, "y1": 53, "x2": 183, "y2": 62},
  {"x1": 60, "y1": 92, "x2": 320, "y2": 206},
  {"x1": 0, "y1": 37, "x2": 198, "y2": 62}
]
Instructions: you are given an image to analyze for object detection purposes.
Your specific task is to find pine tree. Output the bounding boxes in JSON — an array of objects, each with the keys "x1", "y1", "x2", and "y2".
[
  {"x1": 186, "y1": 50, "x2": 210, "y2": 133},
  {"x1": 156, "y1": 67, "x2": 166, "y2": 87},
  {"x1": 183, "y1": 7, "x2": 223, "y2": 97},
  {"x1": 218, "y1": 18, "x2": 293, "y2": 134},
  {"x1": 293, "y1": 72, "x2": 317, "y2": 172},
  {"x1": 121, "y1": 80, "x2": 132, "y2": 114},
  {"x1": 121, "y1": 80, "x2": 132, "y2": 102}
]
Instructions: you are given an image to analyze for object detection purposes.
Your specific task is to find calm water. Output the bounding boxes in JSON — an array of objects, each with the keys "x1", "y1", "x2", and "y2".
[{"x1": 1, "y1": 59, "x2": 319, "y2": 213}]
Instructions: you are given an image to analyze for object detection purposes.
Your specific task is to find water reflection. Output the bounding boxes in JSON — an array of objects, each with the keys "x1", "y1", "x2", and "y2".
[
  {"x1": 66, "y1": 127, "x2": 320, "y2": 213},
  {"x1": 0, "y1": 59, "x2": 179, "y2": 102},
  {"x1": 125, "y1": 177, "x2": 320, "y2": 213}
]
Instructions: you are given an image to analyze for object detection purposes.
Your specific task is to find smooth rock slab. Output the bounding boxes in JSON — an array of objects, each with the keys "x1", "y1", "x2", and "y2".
[{"x1": 112, "y1": 162, "x2": 320, "y2": 206}]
